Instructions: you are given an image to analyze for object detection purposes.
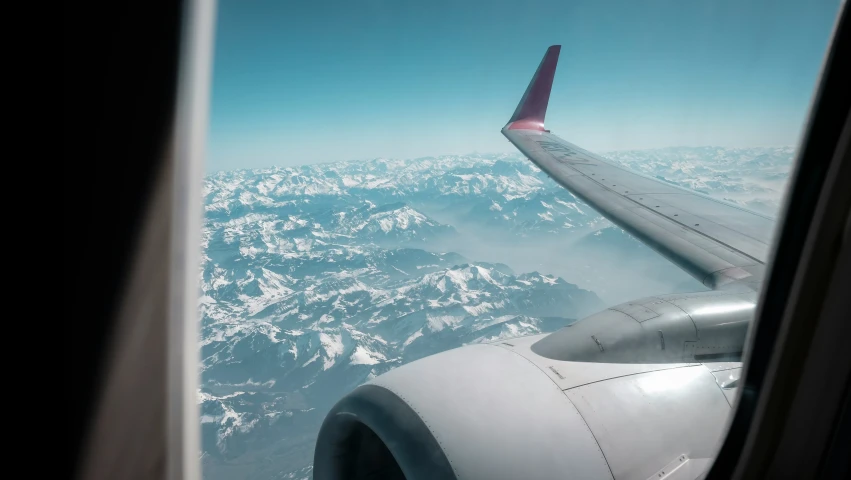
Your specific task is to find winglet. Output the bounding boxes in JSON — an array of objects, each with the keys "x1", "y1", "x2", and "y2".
[{"x1": 505, "y1": 45, "x2": 561, "y2": 131}]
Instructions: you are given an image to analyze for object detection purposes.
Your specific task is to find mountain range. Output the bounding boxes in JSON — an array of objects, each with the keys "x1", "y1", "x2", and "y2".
[{"x1": 199, "y1": 146, "x2": 793, "y2": 480}]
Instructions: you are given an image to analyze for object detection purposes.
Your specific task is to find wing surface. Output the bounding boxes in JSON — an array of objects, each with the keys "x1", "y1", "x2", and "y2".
[{"x1": 502, "y1": 46, "x2": 774, "y2": 289}]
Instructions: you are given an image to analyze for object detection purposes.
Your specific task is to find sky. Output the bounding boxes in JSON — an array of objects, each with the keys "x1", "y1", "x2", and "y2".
[{"x1": 206, "y1": 0, "x2": 841, "y2": 172}]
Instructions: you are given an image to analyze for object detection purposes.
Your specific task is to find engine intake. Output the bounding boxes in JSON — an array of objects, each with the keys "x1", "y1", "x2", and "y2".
[
  {"x1": 314, "y1": 384, "x2": 454, "y2": 480},
  {"x1": 314, "y1": 344, "x2": 613, "y2": 480}
]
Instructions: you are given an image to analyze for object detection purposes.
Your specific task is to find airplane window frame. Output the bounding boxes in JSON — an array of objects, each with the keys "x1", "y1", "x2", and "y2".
[{"x1": 70, "y1": 1, "x2": 849, "y2": 479}]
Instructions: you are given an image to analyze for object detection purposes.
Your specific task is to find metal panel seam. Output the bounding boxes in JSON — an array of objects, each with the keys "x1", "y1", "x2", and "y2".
[
  {"x1": 658, "y1": 298, "x2": 701, "y2": 340},
  {"x1": 526, "y1": 154, "x2": 761, "y2": 281},
  {"x1": 560, "y1": 363, "x2": 701, "y2": 391},
  {"x1": 701, "y1": 365, "x2": 736, "y2": 408},
  {"x1": 625, "y1": 201, "x2": 771, "y2": 255},
  {"x1": 520, "y1": 135, "x2": 768, "y2": 267},
  {"x1": 622, "y1": 208, "x2": 751, "y2": 275},
  {"x1": 489, "y1": 344, "x2": 615, "y2": 480},
  {"x1": 700, "y1": 265, "x2": 759, "y2": 287},
  {"x1": 540, "y1": 140, "x2": 775, "y2": 221},
  {"x1": 625, "y1": 200, "x2": 764, "y2": 266}
]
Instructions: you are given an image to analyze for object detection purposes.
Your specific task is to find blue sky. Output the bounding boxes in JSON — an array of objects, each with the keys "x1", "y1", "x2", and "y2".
[{"x1": 207, "y1": 0, "x2": 840, "y2": 171}]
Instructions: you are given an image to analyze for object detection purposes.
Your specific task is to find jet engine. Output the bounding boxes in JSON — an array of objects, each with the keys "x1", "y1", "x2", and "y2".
[{"x1": 314, "y1": 290, "x2": 754, "y2": 480}]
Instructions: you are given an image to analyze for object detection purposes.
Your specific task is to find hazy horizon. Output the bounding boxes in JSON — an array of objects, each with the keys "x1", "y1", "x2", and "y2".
[
  {"x1": 206, "y1": 0, "x2": 839, "y2": 171},
  {"x1": 204, "y1": 143, "x2": 799, "y2": 175}
]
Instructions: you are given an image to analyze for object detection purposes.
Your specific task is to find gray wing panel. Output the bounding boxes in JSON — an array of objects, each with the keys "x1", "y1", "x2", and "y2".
[{"x1": 503, "y1": 128, "x2": 774, "y2": 290}]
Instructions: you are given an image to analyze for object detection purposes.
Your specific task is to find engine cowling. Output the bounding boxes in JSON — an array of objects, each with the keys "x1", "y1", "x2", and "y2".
[
  {"x1": 314, "y1": 343, "x2": 613, "y2": 480},
  {"x1": 314, "y1": 289, "x2": 753, "y2": 479},
  {"x1": 532, "y1": 289, "x2": 756, "y2": 363}
]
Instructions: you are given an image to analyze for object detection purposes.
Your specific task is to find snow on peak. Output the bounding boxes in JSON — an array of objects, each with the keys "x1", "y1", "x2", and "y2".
[
  {"x1": 349, "y1": 345, "x2": 387, "y2": 365},
  {"x1": 319, "y1": 332, "x2": 343, "y2": 370}
]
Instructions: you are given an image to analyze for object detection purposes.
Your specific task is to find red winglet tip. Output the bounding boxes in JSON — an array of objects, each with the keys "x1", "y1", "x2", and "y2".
[
  {"x1": 505, "y1": 45, "x2": 561, "y2": 130},
  {"x1": 506, "y1": 119, "x2": 546, "y2": 131}
]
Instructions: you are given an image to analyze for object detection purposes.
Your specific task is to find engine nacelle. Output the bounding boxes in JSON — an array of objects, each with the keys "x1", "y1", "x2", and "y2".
[
  {"x1": 532, "y1": 289, "x2": 756, "y2": 363},
  {"x1": 314, "y1": 289, "x2": 753, "y2": 479},
  {"x1": 314, "y1": 344, "x2": 614, "y2": 480}
]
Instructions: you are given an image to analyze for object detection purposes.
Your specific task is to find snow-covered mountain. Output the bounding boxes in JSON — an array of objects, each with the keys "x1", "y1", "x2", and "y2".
[{"x1": 200, "y1": 147, "x2": 794, "y2": 480}]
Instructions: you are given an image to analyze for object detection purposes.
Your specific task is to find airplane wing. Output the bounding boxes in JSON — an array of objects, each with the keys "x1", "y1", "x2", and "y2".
[{"x1": 502, "y1": 45, "x2": 775, "y2": 290}]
